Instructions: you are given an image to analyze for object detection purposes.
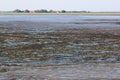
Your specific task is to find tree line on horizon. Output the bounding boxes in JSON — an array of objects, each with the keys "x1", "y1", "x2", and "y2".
[{"x1": 12, "y1": 9, "x2": 89, "y2": 13}]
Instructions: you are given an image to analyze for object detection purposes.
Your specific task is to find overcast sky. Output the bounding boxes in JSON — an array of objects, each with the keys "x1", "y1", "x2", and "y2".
[{"x1": 0, "y1": 0, "x2": 120, "y2": 11}]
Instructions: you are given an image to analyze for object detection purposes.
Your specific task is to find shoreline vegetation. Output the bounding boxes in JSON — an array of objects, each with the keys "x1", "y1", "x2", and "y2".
[
  {"x1": 0, "y1": 10, "x2": 120, "y2": 15},
  {"x1": 0, "y1": 12, "x2": 120, "y2": 15}
]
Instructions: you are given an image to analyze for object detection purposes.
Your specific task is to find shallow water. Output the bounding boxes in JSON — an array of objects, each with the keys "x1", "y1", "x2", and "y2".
[
  {"x1": 0, "y1": 15, "x2": 120, "y2": 22},
  {"x1": 0, "y1": 15, "x2": 120, "y2": 34}
]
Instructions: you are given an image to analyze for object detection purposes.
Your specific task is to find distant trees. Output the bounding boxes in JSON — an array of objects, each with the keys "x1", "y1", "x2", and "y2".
[
  {"x1": 14, "y1": 9, "x2": 23, "y2": 13},
  {"x1": 61, "y1": 10, "x2": 66, "y2": 13},
  {"x1": 24, "y1": 9, "x2": 30, "y2": 13},
  {"x1": 35, "y1": 9, "x2": 48, "y2": 13},
  {"x1": 14, "y1": 9, "x2": 48, "y2": 13},
  {"x1": 14, "y1": 9, "x2": 30, "y2": 13},
  {"x1": 13, "y1": 9, "x2": 89, "y2": 13},
  {"x1": 34, "y1": 9, "x2": 66, "y2": 13}
]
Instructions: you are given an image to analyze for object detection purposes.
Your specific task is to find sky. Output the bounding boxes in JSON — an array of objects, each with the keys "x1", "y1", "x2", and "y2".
[{"x1": 0, "y1": 0, "x2": 120, "y2": 12}]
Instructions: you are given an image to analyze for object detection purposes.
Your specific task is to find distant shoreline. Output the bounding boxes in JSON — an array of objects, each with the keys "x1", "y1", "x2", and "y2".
[{"x1": 0, "y1": 12, "x2": 120, "y2": 15}]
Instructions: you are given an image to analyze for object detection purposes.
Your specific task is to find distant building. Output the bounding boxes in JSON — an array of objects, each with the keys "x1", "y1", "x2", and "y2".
[{"x1": 30, "y1": 10, "x2": 35, "y2": 13}]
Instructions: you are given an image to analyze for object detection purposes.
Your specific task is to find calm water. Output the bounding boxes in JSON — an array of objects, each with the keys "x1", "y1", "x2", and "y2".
[
  {"x1": 0, "y1": 15, "x2": 120, "y2": 22},
  {"x1": 0, "y1": 15, "x2": 120, "y2": 32}
]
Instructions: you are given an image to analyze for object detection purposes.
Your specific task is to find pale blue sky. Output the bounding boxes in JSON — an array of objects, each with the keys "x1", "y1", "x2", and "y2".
[{"x1": 0, "y1": 0, "x2": 120, "y2": 11}]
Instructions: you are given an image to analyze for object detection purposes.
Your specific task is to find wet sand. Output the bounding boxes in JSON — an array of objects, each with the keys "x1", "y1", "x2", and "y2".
[
  {"x1": 0, "y1": 63, "x2": 120, "y2": 80},
  {"x1": 0, "y1": 19, "x2": 120, "y2": 80}
]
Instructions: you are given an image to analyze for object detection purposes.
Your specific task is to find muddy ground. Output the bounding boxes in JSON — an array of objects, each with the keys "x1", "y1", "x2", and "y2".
[
  {"x1": 0, "y1": 63, "x2": 120, "y2": 80},
  {"x1": 0, "y1": 21, "x2": 120, "y2": 80}
]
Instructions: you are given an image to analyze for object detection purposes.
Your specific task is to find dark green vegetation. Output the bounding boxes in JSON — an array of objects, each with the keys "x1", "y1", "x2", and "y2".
[{"x1": 0, "y1": 27, "x2": 120, "y2": 65}]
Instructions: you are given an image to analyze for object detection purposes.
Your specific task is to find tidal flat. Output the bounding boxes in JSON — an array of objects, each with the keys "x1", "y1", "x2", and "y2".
[{"x1": 0, "y1": 15, "x2": 120, "y2": 80}]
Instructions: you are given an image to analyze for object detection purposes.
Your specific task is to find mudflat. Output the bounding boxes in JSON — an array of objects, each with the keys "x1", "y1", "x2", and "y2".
[
  {"x1": 0, "y1": 63, "x2": 120, "y2": 80},
  {"x1": 0, "y1": 15, "x2": 120, "y2": 79}
]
